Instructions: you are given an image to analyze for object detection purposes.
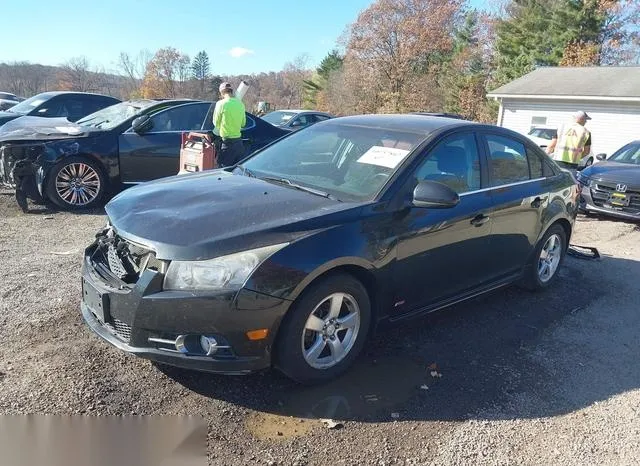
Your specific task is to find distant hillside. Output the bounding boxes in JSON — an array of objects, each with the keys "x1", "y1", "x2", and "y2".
[
  {"x1": 0, "y1": 60, "x2": 313, "y2": 113},
  {"x1": 0, "y1": 62, "x2": 131, "y2": 100}
]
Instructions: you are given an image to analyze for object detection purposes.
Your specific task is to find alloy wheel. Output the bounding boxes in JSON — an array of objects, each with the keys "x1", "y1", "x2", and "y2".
[
  {"x1": 301, "y1": 292, "x2": 361, "y2": 369},
  {"x1": 538, "y1": 233, "x2": 562, "y2": 283},
  {"x1": 55, "y1": 162, "x2": 101, "y2": 206}
]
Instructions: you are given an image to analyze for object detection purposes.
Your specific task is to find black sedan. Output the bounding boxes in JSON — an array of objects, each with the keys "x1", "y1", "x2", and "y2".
[
  {"x1": 0, "y1": 99, "x2": 288, "y2": 211},
  {"x1": 0, "y1": 91, "x2": 120, "y2": 127},
  {"x1": 577, "y1": 140, "x2": 640, "y2": 221},
  {"x1": 80, "y1": 114, "x2": 579, "y2": 384}
]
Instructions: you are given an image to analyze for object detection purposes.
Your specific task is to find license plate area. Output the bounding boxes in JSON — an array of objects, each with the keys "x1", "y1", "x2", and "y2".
[
  {"x1": 608, "y1": 192, "x2": 629, "y2": 207},
  {"x1": 82, "y1": 279, "x2": 110, "y2": 323}
]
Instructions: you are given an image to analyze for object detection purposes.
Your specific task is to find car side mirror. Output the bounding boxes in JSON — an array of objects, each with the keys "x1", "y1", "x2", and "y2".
[
  {"x1": 596, "y1": 153, "x2": 606, "y2": 161},
  {"x1": 412, "y1": 180, "x2": 460, "y2": 208},
  {"x1": 290, "y1": 120, "x2": 304, "y2": 127},
  {"x1": 132, "y1": 115, "x2": 152, "y2": 133}
]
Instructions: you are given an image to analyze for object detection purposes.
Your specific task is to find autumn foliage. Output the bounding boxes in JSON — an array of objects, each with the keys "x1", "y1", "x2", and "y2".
[{"x1": 1, "y1": 0, "x2": 639, "y2": 122}]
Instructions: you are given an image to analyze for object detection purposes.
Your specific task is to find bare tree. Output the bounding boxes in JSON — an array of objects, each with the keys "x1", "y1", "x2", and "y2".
[
  {"x1": 58, "y1": 56, "x2": 99, "y2": 92},
  {"x1": 117, "y1": 50, "x2": 152, "y2": 98},
  {"x1": 281, "y1": 54, "x2": 312, "y2": 108}
]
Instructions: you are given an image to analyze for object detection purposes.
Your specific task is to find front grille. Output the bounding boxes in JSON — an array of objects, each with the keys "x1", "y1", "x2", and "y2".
[
  {"x1": 91, "y1": 227, "x2": 162, "y2": 285},
  {"x1": 105, "y1": 319, "x2": 132, "y2": 343},
  {"x1": 590, "y1": 181, "x2": 640, "y2": 214}
]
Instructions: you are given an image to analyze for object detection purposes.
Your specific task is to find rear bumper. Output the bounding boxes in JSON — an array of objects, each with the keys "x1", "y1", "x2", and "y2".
[{"x1": 81, "y1": 245, "x2": 291, "y2": 374}]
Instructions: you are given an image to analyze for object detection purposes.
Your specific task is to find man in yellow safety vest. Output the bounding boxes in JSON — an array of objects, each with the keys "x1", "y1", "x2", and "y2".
[{"x1": 547, "y1": 111, "x2": 592, "y2": 173}]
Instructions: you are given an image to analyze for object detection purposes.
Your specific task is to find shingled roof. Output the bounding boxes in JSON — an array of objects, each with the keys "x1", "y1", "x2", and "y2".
[{"x1": 487, "y1": 67, "x2": 640, "y2": 101}]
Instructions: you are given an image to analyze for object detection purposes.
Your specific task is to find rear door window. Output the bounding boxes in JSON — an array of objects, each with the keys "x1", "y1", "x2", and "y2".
[{"x1": 485, "y1": 134, "x2": 530, "y2": 186}]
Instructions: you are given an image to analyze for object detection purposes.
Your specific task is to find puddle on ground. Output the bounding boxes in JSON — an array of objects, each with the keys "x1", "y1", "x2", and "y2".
[
  {"x1": 273, "y1": 355, "x2": 432, "y2": 421},
  {"x1": 245, "y1": 412, "x2": 317, "y2": 441}
]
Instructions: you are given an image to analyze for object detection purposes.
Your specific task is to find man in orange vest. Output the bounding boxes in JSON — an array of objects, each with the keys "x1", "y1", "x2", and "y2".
[{"x1": 547, "y1": 111, "x2": 592, "y2": 174}]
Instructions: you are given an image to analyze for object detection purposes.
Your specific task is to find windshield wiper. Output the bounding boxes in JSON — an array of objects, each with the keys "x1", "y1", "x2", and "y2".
[
  {"x1": 238, "y1": 165, "x2": 256, "y2": 178},
  {"x1": 261, "y1": 176, "x2": 340, "y2": 201}
]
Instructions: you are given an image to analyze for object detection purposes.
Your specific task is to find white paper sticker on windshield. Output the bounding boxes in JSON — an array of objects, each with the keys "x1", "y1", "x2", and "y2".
[{"x1": 357, "y1": 146, "x2": 410, "y2": 169}]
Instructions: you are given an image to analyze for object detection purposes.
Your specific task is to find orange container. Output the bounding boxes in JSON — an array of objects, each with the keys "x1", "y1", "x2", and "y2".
[{"x1": 178, "y1": 132, "x2": 216, "y2": 175}]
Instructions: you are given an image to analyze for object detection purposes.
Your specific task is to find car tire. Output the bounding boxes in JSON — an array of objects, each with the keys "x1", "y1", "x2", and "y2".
[
  {"x1": 274, "y1": 273, "x2": 371, "y2": 385},
  {"x1": 45, "y1": 156, "x2": 106, "y2": 210},
  {"x1": 519, "y1": 224, "x2": 567, "y2": 291}
]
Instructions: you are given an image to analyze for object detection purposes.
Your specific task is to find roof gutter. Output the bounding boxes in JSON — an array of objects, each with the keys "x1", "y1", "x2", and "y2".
[{"x1": 486, "y1": 94, "x2": 640, "y2": 103}]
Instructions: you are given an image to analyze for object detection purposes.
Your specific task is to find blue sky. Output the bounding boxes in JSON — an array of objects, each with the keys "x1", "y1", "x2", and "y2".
[{"x1": 3, "y1": 0, "x2": 492, "y2": 75}]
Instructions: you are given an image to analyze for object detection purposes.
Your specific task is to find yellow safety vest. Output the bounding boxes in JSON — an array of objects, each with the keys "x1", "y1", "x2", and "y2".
[{"x1": 553, "y1": 123, "x2": 590, "y2": 165}]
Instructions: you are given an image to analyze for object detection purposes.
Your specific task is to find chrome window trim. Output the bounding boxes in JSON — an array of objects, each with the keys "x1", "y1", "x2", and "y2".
[{"x1": 459, "y1": 177, "x2": 547, "y2": 197}]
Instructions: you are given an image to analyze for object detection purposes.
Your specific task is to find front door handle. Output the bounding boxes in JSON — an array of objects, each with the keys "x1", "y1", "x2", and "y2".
[
  {"x1": 531, "y1": 196, "x2": 547, "y2": 208},
  {"x1": 470, "y1": 214, "x2": 490, "y2": 227}
]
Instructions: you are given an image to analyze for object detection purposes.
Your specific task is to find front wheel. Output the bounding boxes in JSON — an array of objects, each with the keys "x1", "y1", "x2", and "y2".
[
  {"x1": 45, "y1": 157, "x2": 106, "y2": 210},
  {"x1": 275, "y1": 273, "x2": 371, "y2": 385},
  {"x1": 519, "y1": 224, "x2": 567, "y2": 291}
]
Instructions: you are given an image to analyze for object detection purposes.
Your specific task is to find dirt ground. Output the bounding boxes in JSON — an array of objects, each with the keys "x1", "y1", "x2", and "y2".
[{"x1": 1, "y1": 188, "x2": 639, "y2": 465}]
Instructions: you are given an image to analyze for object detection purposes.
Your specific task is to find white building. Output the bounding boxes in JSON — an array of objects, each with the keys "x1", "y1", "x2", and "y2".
[{"x1": 487, "y1": 66, "x2": 640, "y2": 156}]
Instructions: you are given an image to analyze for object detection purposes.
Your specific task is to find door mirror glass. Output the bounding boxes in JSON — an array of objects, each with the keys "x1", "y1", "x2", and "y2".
[
  {"x1": 412, "y1": 180, "x2": 460, "y2": 208},
  {"x1": 596, "y1": 153, "x2": 606, "y2": 161},
  {"x1": 290, "y1": 119, "x2": 304, "y2": 127},
  {"x1": 132, "y1": 114, "x2": 152, "y2": 133}
]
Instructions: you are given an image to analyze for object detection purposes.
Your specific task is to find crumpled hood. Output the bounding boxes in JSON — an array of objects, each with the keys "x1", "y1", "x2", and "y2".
[
  {"x1": 106, "y1": 170, "x2": 363, "y2": 260},
  {"x1": 0, "y1": 116, "x2": 94, "y2": 142},
  {"x1": 582, "y1": 161, "x2": 640, "y2": 187}
]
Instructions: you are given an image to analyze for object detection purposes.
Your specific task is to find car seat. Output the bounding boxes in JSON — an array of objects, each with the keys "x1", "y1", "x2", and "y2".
[{"x1": 424, "y1": 146, "x2": 469, "y2": 193}]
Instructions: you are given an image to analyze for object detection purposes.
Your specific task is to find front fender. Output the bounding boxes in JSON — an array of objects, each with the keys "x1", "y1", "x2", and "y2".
[{"x1": 244, "y1": 221, "x2": 392, "y2": 302}]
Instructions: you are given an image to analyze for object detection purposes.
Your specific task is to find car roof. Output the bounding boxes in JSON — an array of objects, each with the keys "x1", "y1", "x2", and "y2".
[
  {"x1": 325, "y1": 114, "x2": 473, "y2": 134},
  {"x1": 31, "y1": 91, "x2": 120, "y2": 99},
  {"x1": 271, "y1": 109, "x2": 331, "y2": 115},
  {"x1": 411, "y1": 112, "x2": 466, "y2": 120}
]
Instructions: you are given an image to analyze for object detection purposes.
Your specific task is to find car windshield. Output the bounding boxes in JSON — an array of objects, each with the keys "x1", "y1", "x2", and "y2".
[
  {"x1": 609, "y1": 143, "x2": 640, "y2": 165},
  {"x1": 262, "y1": 110, "x2": 298, "y2": 126},
  {"x1": 238, "y1": 122, "x2": 424, "y2": 202},
  {"x1": 76, "y1": 102, "x2": 144, "y2": 130},
  {"x1": 528, "y1": 128, "x2": 555, "y2": 139},
  {"x1": 5, "y1": 94, "x2": 49, "y2": 115}
]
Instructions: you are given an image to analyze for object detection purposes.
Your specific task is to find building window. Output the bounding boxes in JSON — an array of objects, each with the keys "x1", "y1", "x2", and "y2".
[{"x1": 530, "y1": 116, "x2": 547, "y2": 129}]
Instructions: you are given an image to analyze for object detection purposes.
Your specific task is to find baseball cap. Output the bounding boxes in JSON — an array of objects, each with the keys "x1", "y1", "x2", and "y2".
[
  {"x1": 219, "y1": 82, "x2": 233, "y2": 93},
  {"x1": 574, "y1": 111, "x2": 591, "y2": 120}
]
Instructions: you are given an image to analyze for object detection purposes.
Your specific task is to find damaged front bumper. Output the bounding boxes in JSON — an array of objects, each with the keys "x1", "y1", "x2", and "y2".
[
  {"x1": 0, "y1": 141, "x2": 49, "y2": 210},
  {"x1": 1, "y1": 138, "x2": 82, "y2": 209},
  {"x1": 81, "y1": 226, "x2": 289, "y2": 374}
]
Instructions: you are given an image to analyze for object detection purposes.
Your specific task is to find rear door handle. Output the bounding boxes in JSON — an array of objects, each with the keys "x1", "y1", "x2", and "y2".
[
  {"x1": 531, "y1": 196, "x2": 547, "y2": 208},
  {"x1": 470, "y1": 214, "x2": 490, "y2": 227}
]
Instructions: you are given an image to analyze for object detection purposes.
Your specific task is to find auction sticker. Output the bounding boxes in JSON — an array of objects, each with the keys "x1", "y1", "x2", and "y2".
[{"x1": 357, "y1": 146, "x2": 410, "y2": 169}]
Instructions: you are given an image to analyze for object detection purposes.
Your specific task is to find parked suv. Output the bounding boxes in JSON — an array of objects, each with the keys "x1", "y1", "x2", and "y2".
[{"x1": 80, "y1": 114, "x2": 579, "y2": 384}]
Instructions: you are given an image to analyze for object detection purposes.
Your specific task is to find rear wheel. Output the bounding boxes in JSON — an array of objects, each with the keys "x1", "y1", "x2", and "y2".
[
  {"x1": 520, "y1": 224, "x2": 567, "y2": 291},
  {"x1": 45, "y1": 157, "x2": 106, "y2": 210},
  {"x1": 275, "y1": 273, "x2": 371, "y2": 385}
]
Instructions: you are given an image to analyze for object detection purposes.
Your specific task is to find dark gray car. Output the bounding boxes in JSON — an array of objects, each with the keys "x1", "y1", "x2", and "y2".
[
  {"x1": 0, "y1": 91, "x2": 120, "y2": 128},
  {"x1": 262, "y1": 109, "x2": 333, "y2": 131}
]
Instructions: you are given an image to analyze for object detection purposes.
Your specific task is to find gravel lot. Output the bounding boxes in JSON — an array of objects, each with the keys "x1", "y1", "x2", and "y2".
[{"x1": 1, "y1": 189, "x2": 639, "y2": 465}]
